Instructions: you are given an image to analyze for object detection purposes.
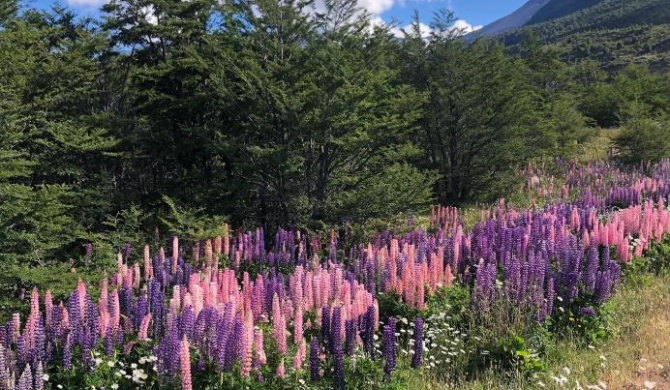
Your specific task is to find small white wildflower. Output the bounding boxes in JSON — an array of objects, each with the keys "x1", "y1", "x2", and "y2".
[
  {"x1": 57, "y1": 385, "x2": 63, "y2": 389},
  {"x1": 111, "y1": 385, "x2": 119, "y2": 390},
  {"x1": 588, "y1": 345, "x2": 596, "y2": 350},
  {"x1": 107, "y1": 361, "x2": 115, "y2": 368},
  {"x1": 563, "y1": 367, "x2": 571, "y2": 375},
  {"x1": 552, "y1": 375, "x2": 568, "y2": 385},
  {"x1": 42, "y1": 374, "x2": 49, "y2": 382},
  {"x1": 95, "y1": 358, "x2": 103, "y2": 366}
]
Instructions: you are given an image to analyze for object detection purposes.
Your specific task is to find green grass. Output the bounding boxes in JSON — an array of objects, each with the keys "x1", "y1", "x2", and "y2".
[{"x1": 400, "y1": 271, "x2": 670, "y2": 390}]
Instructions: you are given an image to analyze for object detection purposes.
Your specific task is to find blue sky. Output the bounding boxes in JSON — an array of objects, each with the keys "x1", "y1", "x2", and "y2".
[{"x1": 29, "y1": 0, "x2": 527, "y2": 31}]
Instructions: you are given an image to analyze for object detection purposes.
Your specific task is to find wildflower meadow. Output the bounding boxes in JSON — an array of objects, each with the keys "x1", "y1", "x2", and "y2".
[{"x1": 2, "y1": 159, "x2": 670, "y2": 390}]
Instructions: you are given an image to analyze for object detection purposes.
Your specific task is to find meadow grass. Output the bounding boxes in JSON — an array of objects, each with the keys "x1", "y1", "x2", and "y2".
[{"x1": 402, "y1": 271, "x2": 670, "y2": 390}]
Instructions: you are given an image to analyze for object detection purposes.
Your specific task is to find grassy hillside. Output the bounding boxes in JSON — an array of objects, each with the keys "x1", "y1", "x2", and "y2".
[
  {"x1": 501, "y1": 0, "x2": 670, "y2": 71},
  {"x1": 526, "y1": 0, "x2": 605, "y2": 26}
]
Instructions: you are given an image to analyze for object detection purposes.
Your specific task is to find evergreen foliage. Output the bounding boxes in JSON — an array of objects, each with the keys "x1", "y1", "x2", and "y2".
[{"x1": 0, "y1": 0, "x2": 669, "y2": 292}]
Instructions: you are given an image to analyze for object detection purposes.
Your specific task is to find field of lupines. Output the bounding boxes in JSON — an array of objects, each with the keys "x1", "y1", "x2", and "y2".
[{"x1": 2, "y1": 159, "x2": 670, "y2": 390}]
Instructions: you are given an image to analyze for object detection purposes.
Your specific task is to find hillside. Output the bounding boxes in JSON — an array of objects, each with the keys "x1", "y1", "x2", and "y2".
[
  {"x1": 499, "y1": 0, "x2": 670, "y2": 71},
  {"x1": 469, "y1": 0, "x2": 550, "y2": 37},
  {"x1": 525, "y1": 0, "x2": 605, "y2": 25}
]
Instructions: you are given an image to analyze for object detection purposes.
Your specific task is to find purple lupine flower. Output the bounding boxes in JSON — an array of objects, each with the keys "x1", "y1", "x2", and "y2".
[
  {"x1": 119, "y1": 287, "x2": 134, "y2": 320},
  {"x1": 309, "y1": 337, "x2": 320, "y2": 382},
  {"x1": 363, "y1": 305, "x2": 375, "y2": 358},
  {"x1": 33, "y1": 316, "x2": 46, "y2": 365},
  {"x1": 215, "y1": 304, "x2": 233, "y2": 370},
  {"x1": 105, "y1": 325, "x2": 115, "y2": 356},
  {"x1": 321, "y1": 307, "x2": 330, "y2": 352},
  {"x1": 134, "y1": 295, "x2": 148, "y2": 331},
  {"x1": 382, "y1": 318, "x2": 396, "y2": 381},
  {"x1": 345, "y1": 319, "x2": 356, "y2": 357},
  {"x1": 411, "y1": 318, "x2": 423, "y2": 369},
  {"x1": 330, "y1": 307, "x2": 342, "y2": 354},
  {"x1": 0, "y1": 344, "x2": 9, "y2": 389},
  {"x1": 334, "y1": 344, "x2": 345, "y2": 390},
  {"x1": 16, "y1": 335, "x2": 26, "y2": 373},
  {"x1": 579, "y1": 307, "x2": 597, "y2": 317},
  {"x1": 34, "y1": 361, "x2": 44, "y2": 390},
  {"x1": 16, "y1": 364, "x2": 32, "y2": 390},
  {"x1": 62, "y1": 333, "x2": 73, "y2": 370},
  {"x1": 583, "y1": 243, "x2": 598, "y2": 292},
  {"x1": 223, "y1": 318, "x2": 242, "y2": 372},
  {"x1": 179, "y1": 306, "x2": 196, "y2": 340}
]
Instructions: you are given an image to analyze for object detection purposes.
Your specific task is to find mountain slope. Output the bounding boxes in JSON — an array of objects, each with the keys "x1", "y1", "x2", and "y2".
[
  {"x1": 525, "y1": 0, "x2": 606, "y2": 25},
  {"x1": 499, "y1": 0, "x2": 670, "y2": 71},
  {"x1": 470, "y1": 0, "x2": 550, "y2": 37}
]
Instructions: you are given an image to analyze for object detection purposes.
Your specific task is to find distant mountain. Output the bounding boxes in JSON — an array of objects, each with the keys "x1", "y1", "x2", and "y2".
[
  {"x1": 525, "y1": 0, "x2": 606, "y2": 25},
  {"x1": 472, "y1": 0, "x2": 670, "y2": 72},
  {"x1": 469, "y1": 0, "x2": 551, "y2": 37}
]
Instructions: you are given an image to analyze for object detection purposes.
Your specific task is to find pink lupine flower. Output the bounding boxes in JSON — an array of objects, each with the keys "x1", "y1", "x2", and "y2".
[
  {"x1": 180, "y1": 336, "x2": 192, "y2": 390},
  {"x1": 110, "y1": 289, "x2": 120, "y2": 332},
  {"x1": 45, "y1": 290, "x2": 53, "y2": 329},
  {"x1": 240, "y1": 312, "x2": 253, "y2": 377},
  {"x1": 293, "y1": 307, "x2": 303, "y2": 345},
  {"x1": 205, "y1": 239, "x2": 214, "y2": 267},
  {"x1": 272, "y1": 294, "x2": 287, "y2": 355},
  {"x1": 275, "y1": 360, "x2": 286, "y2": 378},
  {"x1": 172, "y1": 236, "x2": 179, "y2": 274},
  {"x1": 445, "y1": 264, "x2": 454, "y2": 287},
  {"x1": 254, "y1": 329, "x2": 267, "y2": 366},
  {"x1": 144, "y1": 245, "x2": 153, "y2": 280},
  {"x1": 138, "y1": 314, "x2": 152, "y2": 340}
]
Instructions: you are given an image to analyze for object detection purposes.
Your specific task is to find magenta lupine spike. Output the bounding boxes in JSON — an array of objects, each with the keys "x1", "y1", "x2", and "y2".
[
  {"x1": 172, "y1": 236, "x2": 179, "y2": 275},
  {"x1": 133, "y1": 264, "x2": 141, "y2": 289},
  {"x1": 180, "y1": 336, "x2": 192, "y2": 390},
  {"x1": 293, "y1": 307, "x2": 303, "y2": 345},
  {"x1": 271, "y1": 294, "x2": 287, "y2": 355},
  {"x1": 144, "y1": 245, "x2": 152, "y2": 281},
  {"x1": 293, "y1": 339, "x2": 305, "y2": 371},
  {"x1": 44, "y1": 290, "x2": 53, "y2": 331},
  {"x1": 240, "y1": 312, "x2": 253, "y2": 377},
  {"x1": 139, "y1": 314, "x2": 152, "y2": 340},
  {"x1": 11, "y1": 313, "x2": 21, "y2": 343},
  {"x1": 254, "y1": 329, "x2": 267, "y2": 366},
  {"x1": 275, "y1": 360, "x2": 286, "y2": 379},
  {"x1": 205, "y1": 239, "x2": 213, "y2": 267},
  {"x1": 110, "y1": 289, "x2": 120, "y2": 333}
]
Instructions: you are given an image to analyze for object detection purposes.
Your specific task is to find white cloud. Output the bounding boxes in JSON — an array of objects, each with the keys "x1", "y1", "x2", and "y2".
[
  {"x1": 451, "y1": 19, "x2": 482, "y2": 34},
  {"x1": 358, "y1": 0, "x2": 396, "y2": 15},
  {"x1": 141, "y1": 5, "x2": 158, "y2": 25}
]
